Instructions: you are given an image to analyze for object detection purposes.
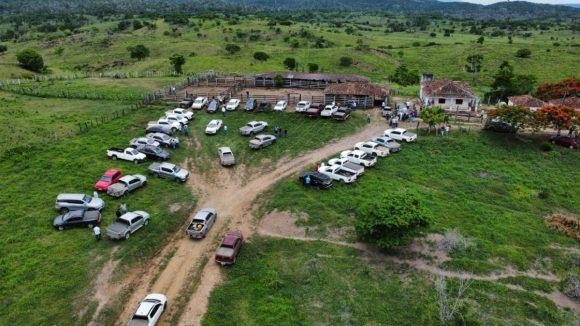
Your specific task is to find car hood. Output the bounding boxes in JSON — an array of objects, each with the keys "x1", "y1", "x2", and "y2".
[
  {"x1": 107, "y1": 222, "x2": 128, "y2": 234},
  {"x1": 176, "y1": 169, "x2": 189, "y2": 179},
  {"x1": 94, "y1": 180, "x2": 111, "y2": 189},
  {"x1": 107, "y1": 184, "x2": 126, "y2": 194},
  {"x1": 53, "y1": 215, "x2": 65, "y2": 226}
]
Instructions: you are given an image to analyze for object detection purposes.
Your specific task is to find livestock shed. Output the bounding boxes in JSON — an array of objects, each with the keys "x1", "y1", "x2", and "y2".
[
  {"x1": 253, "y1": 72, "x2": 369, "y2": 89},
  {"x1": 324, "y1": 82, "x2": 389, "y2": 109}
]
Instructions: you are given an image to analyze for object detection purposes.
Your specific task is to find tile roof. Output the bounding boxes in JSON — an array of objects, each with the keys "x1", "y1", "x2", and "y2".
[
  {"x1": 255, "y1": 72, "x2": 369, "y2": 83},
  {"x1": 508, "y1": 95, "x2": 546, "y2": 108},
  {"x1": 548, "y1": 96, "x2": 580, "y2": 109},
  {"x1": 324, "y1": 82, "x2": 389, "y2": 97},
  {"x1": 421, "y1": 80, "x2": 477, "y2": 99}
]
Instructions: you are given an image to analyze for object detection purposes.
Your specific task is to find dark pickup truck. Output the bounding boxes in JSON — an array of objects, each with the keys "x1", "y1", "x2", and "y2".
[
  {"x1": 305, "y1": 103, "x2": 324, "y2": 118},
  {"x1": 332, "y1": 107, "x2": 352, "y2": 121}
]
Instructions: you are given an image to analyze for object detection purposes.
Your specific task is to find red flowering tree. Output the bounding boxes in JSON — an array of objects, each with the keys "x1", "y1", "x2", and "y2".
[
  {"x1": 534, "y1": 105, "x2": 577, "y2": 133},
  {"x1": 535, "y1": 77, "x2": 579, "y2": 101}
]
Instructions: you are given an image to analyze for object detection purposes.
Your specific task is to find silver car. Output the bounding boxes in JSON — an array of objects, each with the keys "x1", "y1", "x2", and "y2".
[
  {"x1": 148, "y1": 162, "x2": 190, "y2": 182},
  {"x1": 249, "y1": 134, "x2": 277, "y2": 150},
  {"x1": 55, "y1": 193, "x2": 105, "y2": 213},
  {"x1": 186, "y1": 208, "x2": 217, "y2": 239},
  {"x1": 218, "y1": 147, "x2": 236, "y2": 166},
  {"x1": 370, "y1": 136, "x2": 401, "y2": 152},
  {"x1": 239, "y1": 121, "x2": 268, "y2": 136},
  {"x1": 107, "y1": 175, "x2": 148, "y2": 197},
  {"x1": 106, "y1": 211, "x2": 150, "y2": 240}
]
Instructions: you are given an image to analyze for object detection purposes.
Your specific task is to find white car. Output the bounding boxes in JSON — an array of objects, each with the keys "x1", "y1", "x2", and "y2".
[
  {"x1": 191, "y1": 96, "x2": 208, "y2": 110},
  {"x1": 166, "y1": 108, "x2": 193, "y2": 120},
  {"x1": 165, "y1": 113, "x2": 188, "y2": 126},
  {"x1": 205, "y1": 119, "x2": 223, "y2": 135},
  {"x1": 128, "y1": 293, "x2": 167, "y2": 326},
  {"x1": 274, "y1": 100, "x2": 288, "y2": 112},
  {"x1": 385, "y1": 128, "x2": 417, "y2": 142},
  {"x1": 317, "y1": 164, "x2": 357, "y2": 183},
  {"x1": 327, "y1": 157, "x2": 364, "y2": 177},
  {"x1": 295, "y1": 101, "x2": 311, "y2": 113},
  {"x1": 340, "y1": 150, "x2": 377, "y2": 167},
  {"x1": 226, "y1": 99, "x2": 240, "y2": 111},
  {"x1": 354, "y1": 141, "x2": 389, "y2": 157},
  {"x1": 157, "y1": 117, "x2": 182, "y2": 131},
  {"x1": 130, "y1": 137, "x2": 160, "y2": 148},
  {"x1": 320, "y1": 103, "x2": 338, "y2": 117}
]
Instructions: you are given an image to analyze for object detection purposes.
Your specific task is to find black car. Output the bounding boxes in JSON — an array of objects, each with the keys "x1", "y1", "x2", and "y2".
[
  {"x1": 257, "y1": 102, "x2": 272, "y2": 112},
  {"x1": 245, "y1": 98, "x2": 258, "y2": 111},
  {"x1": 207, "y1": 100, "x2": 219, "y2": 113},
  {"x1": 298, "y1": 171, "x2": 333, "y2": 189},
  {"x1": 53, "y1": 210, "x2": 101, "y2": 231},
  {"x1": 135, "y1": 144, "x2": 170, "y2": 160},
  {"x1": 146, "y1": 124, "x2": 174, "y2": 136},
  {"x1": 180, "y1": 99, "x2": 193, "y2": 109}
]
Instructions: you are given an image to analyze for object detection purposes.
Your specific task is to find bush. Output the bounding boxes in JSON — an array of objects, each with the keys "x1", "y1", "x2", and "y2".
[
  {"x1": 225, "y1": 43, "x2": 241, "y2": 54},
  {"x1": 0, "y1": 44, "x2": 7, "y2": 54},
  {"x1": 539, "y1": 142, "x2": 553, "y2": 152},
  {"x1": 133, "y1": 20, "x2": 143, "y2": 30},
  {"x1": 253, "y1": 51, "x2": 270, "y2": 61},
  {"x1": 355, "y1": 191, "x2": 432, "y2": 249},
  {"x1": 537, "y1": 190, "x2": 550, "y2": 199},
  {"x1": 339, "y1": 56, "x2": 353, "y2": 67},
  {"x1": 390, "y1": 64, "x2": 420, "y2": 86},
  {"x1": 307, "y1": 63, "x2": 319, "y2": 73},
  {"x1": 16, "y1": 48, "x2": 44, "y2": 72},
  {"x1": 274, "y1": 74, "x2": 285, "y2": 88},
  {"x1": 283, "y1": 57, "x2": 297, "y2": 70},
  {"x1": 430, "y1": 32, "x2": 437, "y2": 37},
  {"x1": 117, "y1": 20, "x2": 131, "y2": 31},
  {"x1": 515, "y1": 48, "x2": 532, "y2": 58},
  {"x1": 169, "y1": 53, "x2": 185, "y2": 74},
  {"x1": 127, "y1": 44, "x2": 150, "y2": 60},
  {"x1": 561, "y1": 275, "x2": 580, "y2": 299},
  {"x1": 438, "y1": 229, "x2": 472, "y2": 254}
]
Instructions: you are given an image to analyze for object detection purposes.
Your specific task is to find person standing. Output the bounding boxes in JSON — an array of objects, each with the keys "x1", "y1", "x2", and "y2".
[
  {"x1": 182, "y1": 124, "x2": 189, "y2": 136},
  {"x1": 116, "y1": 203, "x2": 127, "y2": 217},
  {"x1": 284, "y1": 129, "x2": 288, "y2": 137},
  {"x1": 93, "y1": 226, "x2": 101, "y2": 241},
  {"x1": 445, "y1": 124, "x2": 450, "y2": 136},
  {"x1": 366, "y1": 113, "x2": 371, "y2": 124},
  {"x1": 93, "y1": 191, "x2": 99, "y2": 199},
  {"x1": 223, "y1": 125, "x2": 228, "y2": 135},
  {"x1": 221, "y1": 105, "x2": 226, "y2": 117},
  {"x1": 305, "y1": 174, "x2": 311, "y2": 186}
]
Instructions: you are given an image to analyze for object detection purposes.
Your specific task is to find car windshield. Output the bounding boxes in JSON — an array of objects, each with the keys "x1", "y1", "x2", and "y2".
[
  {"x1": 228, "y1": 100, "x2": 236, "y2": 104},
  {"x1": 172, "y1": 166, "x2": 181, "y2": 173},
  {"x1": 100, "y1": 176, "x2": 112, "y2": 182},
  {"x1": 209, "y1": 122, "x2": 217, "y2": 127},
  {"x1": 194, "y1": 99, "x2": 203, "y2": 103}
]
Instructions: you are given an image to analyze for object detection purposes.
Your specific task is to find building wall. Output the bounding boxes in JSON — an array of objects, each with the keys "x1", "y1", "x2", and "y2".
[{"x1": 424, "y1": 96, "x2": 476, "y2": 111}]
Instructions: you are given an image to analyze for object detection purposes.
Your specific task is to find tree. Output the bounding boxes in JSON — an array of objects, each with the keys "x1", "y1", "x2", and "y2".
[
  {"x1": 225, "y1": 43, "x2": 241, "y2": 54},
  {"x1": 169, "y1": 53, "x2": 185, "y2": 74},
  {"x1": 308, "y1": 63, "x2": 319, "y2": 73},
  {"x1": 535, "y1": 105, "x2": 577, "y2": 133},
  {"x1": 339, "y1": 56, "x2": 353, "y2": 67},
  {"x1": 487, "y1": 105, "x2": 534, "y2": 133},
  {"x1": 127, "y1": 44, "x2": 150, "y2": 60},
  {"x1": 390, "y1": 64, "x2": 420, "y2": 86},
  {"x1": 420, "y1": 106, "x2": 448, "y2": 133},
  {"x1": 253, "y1": 51, "x2": 270, "y2": 61},
  {"x1": 283, "y1": 57, "x2": 297, "y2": 70},
  {"x1": 0, "y1": 44, "x2": 7, "y2": 54},
  {"x1": 535, "y1": 77, "x2": 579, "y2": 101},
  {"x1": 465, "y1": 54, "x2": 483, "y2": 84},
  {"x1": 16, "y1": 48, "x2": 44, "y2": 72},
  {"x1": 490, "y1": 61, "x2": 515, "y2": 101},
  {"x1": 274, "y1": 74, "x2": 285, "y2": 88},
  {"x1": 512, "y1": 74, "x2": 537, "y2": 95},
  {"x1": 477, "y1": 36, "x2": 485, "y2": 44},
  {"x1": 515, "y1": 48, "x2": 532, "y2": 58},
  {"x1": 133, "y1": 20, "x2": 143, "y2": 30},
  {"x1": 355, "y1": 191, "x2": 432, "y2": 249},
  {"x1": 117, "y1": 20, "x2": 131, "y2": 31}
]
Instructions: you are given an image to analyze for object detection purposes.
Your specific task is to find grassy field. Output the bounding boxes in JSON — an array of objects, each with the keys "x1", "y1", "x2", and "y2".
[{"x1": 0, "y1": 16, "x2": 578, "y2": 92}]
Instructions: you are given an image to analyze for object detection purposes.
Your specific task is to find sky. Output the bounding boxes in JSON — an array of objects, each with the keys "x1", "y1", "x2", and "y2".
[{"x1": 451, "y1": 0, "x2": 576, "y2": 4}]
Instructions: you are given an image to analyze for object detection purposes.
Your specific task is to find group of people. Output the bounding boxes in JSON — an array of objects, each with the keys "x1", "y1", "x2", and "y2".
[
  {"x1": 91, "y1": 203, "x2": 128, "y2": 241},
  {"x1": 274, "y1": 126, "x2": 288, "y2": 138}
]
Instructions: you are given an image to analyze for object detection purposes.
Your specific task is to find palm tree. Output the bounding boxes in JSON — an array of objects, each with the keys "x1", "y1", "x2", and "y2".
[{"x1": 420, "y1": 106, "x2": 448, "y2": 133}]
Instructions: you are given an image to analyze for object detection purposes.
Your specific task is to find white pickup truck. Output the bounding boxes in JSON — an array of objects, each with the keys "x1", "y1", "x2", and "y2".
[
  {"x1": 107, "y1": 147, "x2": 147, "y2": 163},
  {"x1": 354, "y1": 141, "x2": 389, "y2": 157},
  {"x1": 327, "y1": 157, "x2": 365, "y2": 177},
  {"x1": 317, "y1": 164, "x2": 357, "y2": 183},
  {"x1": 340, "y1": 150, "x2": 377, "y2": 167}
]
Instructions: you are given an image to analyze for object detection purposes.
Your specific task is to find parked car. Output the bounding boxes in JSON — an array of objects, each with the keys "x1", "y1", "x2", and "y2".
[
  {"x1": 215, "y1": 231, "x2": 244, "y2": 266},
  {"x1": 148, "y1": 162, "x2": 189, "y2": 182},
  {"x1": 191, "y1": 96, "x2": 208, "y2": 110},
  {"x1": 239, "y1": 120, "x2": 268, "y2": 136},
  {"x1": 370, "y1": 136, "x2": 401, "y2": 153},
  {"x1": 53, "y1": 210, "x2": 101, "y2": 231},
  {"x1": 165, "y1": 113, "x2": 188, "y2": 126},
  {"x1": 332, "y1": 107, "x2": 352, "y2": 121},
  {"x1": 249, "y1": 134, "x2": 276, "y2": 149},
  {"x1": 55, "y1": 193, "x2": 105, "y2": 212},
  {"x1": 354, "y1": 141, "x2": 389, "y2": 157},
  {"x1": 206, "y1": 100, "x2": 219, "y2": 113},
  {"x1": 179, "y1": 99, "x2": 193, "y2": 109},
  {"x1": 257, "y1": 102, "x2": 272, "y2": 112},
  {"x1": 150, "y1": 117, "x2": 181, "y2": 132},
  {"x1": 550, "y1": 135, "x2": 579, "y2": 149},
  {"x1": 94, "y1": 169, "x2": 123, "y2": 191},
  {"x1": 186, "y1": 208, "x2": 217, "y2": 239},
  {"x1": 340, "y1": 150, "x2": 377, "y2": 167},
  {"x1": 146, "y1": 124, "x2": 174, "y2": 136},
  {"x1": 295, "y1": 101, "x2": 311, "y2": 113},
  {"x1": 320, "y1": 103, "x2": 338, "y2": 117},
  {"x1": 129, "y1": 293, "x2": 167, "y2": 326},
  {"x1": 328, "y1": 157, "x2": 364, "y2": 176},
  {"x1": 130, "y1": 137, "x2": 160, "y2": 148},
  {"x1": 106, "y1": 211, "x2": 150, "y2": 240},
  {"x1": 135, "y1": 145, "x2": 170, "y2": 161},
  {"x1": 218, "y1": 147, "x2": 236, "y2": 166},
  {"x1": 274, "y1": 100, "x2": 287, "y2": 111},
  {"x1": 107, "y1": 174, "x2": 147, "y2": 197},
  {"x1": 305, "y1": 103, "x2": 325, "y2": 118},
  {"x1": 205, "y1": 119, "x2": 223, "y2": 135},
  {"x1": 146, "y1": 133, "x2": 180, "y2": 148},
  {"x1": 317, "y1": 164, "x2": 357, "y2": 183},
  {"x1": 226, "y1": 99, "x2": 240, "y2": 111},
  {"x1": 245, "y1": 98, "x2": 258, "y2": 111},
  {"x1": 166, "y1": 107, "x2": 194, "y2": 120},
  {"x1": 385, "y1": 128, "x2": 417, "y2": 142},
  {"x1": 298, "y1": 171, "x2": 333, "y2": 189},
  {"x1": 107, "y1": 147, "x2": 147, "y2": 163}
]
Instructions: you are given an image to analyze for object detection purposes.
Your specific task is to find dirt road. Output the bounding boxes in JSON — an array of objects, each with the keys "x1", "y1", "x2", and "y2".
[{"x1": 108, "y1": 116, "x2": 387, "y2": 325}]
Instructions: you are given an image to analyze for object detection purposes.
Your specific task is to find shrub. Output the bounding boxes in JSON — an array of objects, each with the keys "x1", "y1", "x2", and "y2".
[
  {"x1": 283, "y1": 57, "x2": 297, "y2": 70},
  {"x1": 0, "y1": 44, "x2": 7, "y2": 54},
  {"x1": 390, "y1": 64, "x2": 420, "y2": 86},
  {"x1": 127, "y1": 44, "x2": 150, "y2": 60},
  {"x1": 561, "y1": 275, "x2": 580, "y2": 299},
  {"x1": 16, "y1": 48, "x2": 44, "y2": 72},
  {"x1": 438, "y1": 229, "x2": 472, "y2": 254},
  {"x1": 539, "y1": 142, "x2": 553, "y2": 152},
  {"x1": 515, "y1": 48, "x2": 532, "y2": 58},
  {"x1": 225, "y1": 43, "x2": 241, "y2": 54},
  {"x1": 133, "y1": 20, "x2": 143, "y2": 30},
  {"x1": 430, "y1": 32, "x2": 437, "y2": 37},
  {"x1": 117, "y1": 20, "x2": 131, "y2": 31},
  {"x1": 537, "y1": 190, "x2": 550, "y2": 199},
  {"x1": 169, "y1": 53, "x2": 185, "y2": 74},
  {"x1": 307, "y1": 63, "x2": 319, "y2": 73},
  {"x1": 477, "y1": 36, "x2": 484, "y2": 44},
  {"x1": 274, "y1": 74, "x2": 285, "y2": 88},
  {"x1": 253, "y1": 51, "x2": 270, "y2": 61},
  {"x1": 339, "y1": 56, "x2": 353, "y2": 67}
]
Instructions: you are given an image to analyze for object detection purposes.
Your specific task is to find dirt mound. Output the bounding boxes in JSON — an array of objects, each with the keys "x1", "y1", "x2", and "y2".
[{"x1": 545, "y1": 213, "x2": 580, "y2": 240}]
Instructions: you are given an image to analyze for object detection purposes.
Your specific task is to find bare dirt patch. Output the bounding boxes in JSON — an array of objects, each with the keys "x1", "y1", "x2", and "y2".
[
  {"x1": 545, "y1": 213, "x2": 580, "y2": 240},
  {"x1": 87, "y1": 248, "x2": 120, "y2": 326},
  {"x1": 258, "y1": 210, "x2": 308, "y2": 239}
]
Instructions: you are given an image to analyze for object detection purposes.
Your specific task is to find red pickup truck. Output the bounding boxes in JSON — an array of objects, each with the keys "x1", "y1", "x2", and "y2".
[{"x1": 215, "y1": 231, "x2": 244, "y2": 266}]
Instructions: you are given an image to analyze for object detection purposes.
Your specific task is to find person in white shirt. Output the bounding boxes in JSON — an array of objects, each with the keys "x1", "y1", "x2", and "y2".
[{"x1": 93, "y1": 226, "x2": 101, "y2": 241}]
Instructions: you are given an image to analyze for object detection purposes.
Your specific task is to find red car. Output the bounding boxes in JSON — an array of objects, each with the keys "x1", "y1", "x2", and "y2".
[
  {"x1": 215, "y1": 231, "x2": 244, "y2": 266},
  {"x1": 550, "y1": 135, "x2": 578, "y2": 149},
  {"x1": 94, "y1": 169, "x2": 123, "y2": 191}
]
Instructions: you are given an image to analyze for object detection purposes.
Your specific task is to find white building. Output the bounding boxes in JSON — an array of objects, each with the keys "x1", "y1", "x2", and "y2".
[{"x1": 420, "y1": 75, "x2": 478, "y2": 112}]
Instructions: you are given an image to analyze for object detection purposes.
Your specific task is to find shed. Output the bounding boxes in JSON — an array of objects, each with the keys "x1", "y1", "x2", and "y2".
[
  {"x1": 253, "y1": 72, "x2": 369, "y2": 89},
  {"x1": 324, "y1": 82, "x2": 389, "y2": 109}
]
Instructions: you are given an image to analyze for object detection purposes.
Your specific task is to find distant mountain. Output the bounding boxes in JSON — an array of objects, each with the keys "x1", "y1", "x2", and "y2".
[
  {"x1": 0, "y1": 0, "x2": 578, "y2": 19},
  {"x1": 563, "y1": 3, "x2": 580, "y2": 8}
]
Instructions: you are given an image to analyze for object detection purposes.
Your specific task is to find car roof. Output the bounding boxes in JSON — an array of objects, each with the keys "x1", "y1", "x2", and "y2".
[
  {"x1": 57, "y1": 193, "x2": 87, "y2": 200},
  {"x1": 195, "y1": 96, "x2": 205, "y2": 100},
  {"x1": 103, "y1": 169, "x2": 121, "y2": 176},
  {"x1": 393, "y1": 128, "x2": 406, "y2": 132},
  {"x1": 119, "y1": 175, "x2": 136, "y2": 182},
  {"x1": 195, "y1": 208, "x2": 216, "y2": 218},
  {"x1": 298, "y1": 101, "x2": 309, "y2": 104},
  {"x1": 219, "y1": 147, "x2": 232, "y2": 152},
  {"x1": 159, "y1": 162, "x2": 176, "y2": 169},
  {"x1": 119, "y1": 212, "x2": 139, "y2": 221},
  {"x1": 135, "y1": 300, "x2": 157, "y2": 317},
  {"x1": 223, "y1": 232, "x2": 241, "y2": 245},
  {"x1": 351, "y1": 150, "x2": 366, "y2": 155},
  {"x1": 209, "y1": 119, "x2": 221, "y2": 124}
]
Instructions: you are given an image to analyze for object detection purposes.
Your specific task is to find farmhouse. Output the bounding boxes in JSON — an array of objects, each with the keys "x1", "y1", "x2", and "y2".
[
  {"x1": 507, "y1": 95, "x2": 546, "y2": 111},
  {"x1": 254, "y1": 72, "x2": 369, "y2": 88},
  {"x1": 324, "y1": 82, "x2": 389, "y2": 109},
  {"x1": 420, "y1": 76, "x2": 478, "y2": 112},
  {"x1": 548, "y1": 96, "x2": 580, "y2": 110}
]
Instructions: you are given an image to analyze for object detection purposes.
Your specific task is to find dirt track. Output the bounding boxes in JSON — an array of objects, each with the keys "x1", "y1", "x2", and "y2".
[{"x1": 100, "y1": 113, "x2": 387, "y2": 325}]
